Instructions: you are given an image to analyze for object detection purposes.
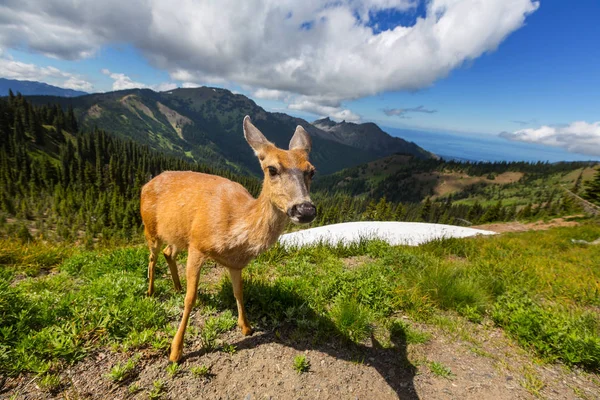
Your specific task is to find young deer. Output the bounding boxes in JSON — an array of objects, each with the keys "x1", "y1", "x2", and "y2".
[{"x1": 140, "y1": 116, "x2": 316, "y2": 362}]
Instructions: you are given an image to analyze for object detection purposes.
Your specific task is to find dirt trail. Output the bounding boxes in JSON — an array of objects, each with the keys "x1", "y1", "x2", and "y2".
[
  {"x1": 472, "y1": 216, "x2": 582, "y2": 233},
  {"x1": 3, "y1": 316, "x2": 598, "y2": 400}
]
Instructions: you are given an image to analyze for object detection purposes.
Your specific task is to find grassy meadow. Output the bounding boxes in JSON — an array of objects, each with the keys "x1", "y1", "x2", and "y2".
[{"x1": 1, "y1": 222, "x2": 599, "y2": 394}]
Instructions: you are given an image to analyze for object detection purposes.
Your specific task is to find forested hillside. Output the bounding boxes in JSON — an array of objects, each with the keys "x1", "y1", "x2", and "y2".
[
  {"x1": 0, "y1": 93, "x2": 260, "y2": 243},
  {"x1": 0, "y1": 94, "x2": 595, "y2": 244},
  {"x1": 26, "y1": 87, "x2": 434, "y2": 176}
]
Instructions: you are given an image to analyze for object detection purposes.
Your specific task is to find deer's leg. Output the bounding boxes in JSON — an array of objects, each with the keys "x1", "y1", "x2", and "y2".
[
  {"x1": 163, "y1": 245, "x2": 182, "y2": 292},
  {"x1": 228, "y1": 267, "x2": 253, "y2": 336},
  {"x1": 170, "y1": 249, "x2": 205, "y2": 362},
  {"x1": 145, "y1": 231, "x2": 160, "y2": 297}
]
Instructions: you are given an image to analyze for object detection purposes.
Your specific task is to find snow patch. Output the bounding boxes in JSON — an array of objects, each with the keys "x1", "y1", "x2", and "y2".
[{"x1": 279, "y1": 222, "x2": 496, "y2": 248}]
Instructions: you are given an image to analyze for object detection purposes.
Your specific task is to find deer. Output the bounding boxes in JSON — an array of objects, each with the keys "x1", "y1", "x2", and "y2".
[{"x1": 140, "y1": 116, "x2": 316, "y2": 362}]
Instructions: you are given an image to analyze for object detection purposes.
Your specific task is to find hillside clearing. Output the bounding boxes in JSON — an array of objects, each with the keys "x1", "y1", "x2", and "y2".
[
  {"x1": 1, "y1": 223, "x2": 599, "y2": 399},
  {"x1": 429, "y1": 171, "x2": 524, "y2": 198}
]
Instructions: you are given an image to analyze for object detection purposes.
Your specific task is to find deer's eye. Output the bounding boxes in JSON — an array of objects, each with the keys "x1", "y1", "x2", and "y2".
[{"x1": 267, "y1": 166, "x2": 278, "y2": 177}]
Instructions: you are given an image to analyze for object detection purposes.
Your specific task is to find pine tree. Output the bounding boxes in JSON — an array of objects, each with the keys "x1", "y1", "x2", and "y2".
[
  {"x1": 419, "y1": 197, "x2": 432, "y2": 222},
  {"x1": 583, "y1": 168, "x2": 600, "y2": 205},
  {"x1": 572, "y1": 171, "x2": 583, "y2": 194}
]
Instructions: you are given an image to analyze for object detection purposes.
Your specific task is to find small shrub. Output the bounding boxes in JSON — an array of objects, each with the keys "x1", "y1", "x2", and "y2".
[
  {"x1": 329, "y1": 297, "x2": 372, "y2": 342},
  {"x1": 429, "y1": 361, "x2": 453, "y2": 378},
  {"x1": 166, "y1": 362, "x2": 180, "y2": 378},
  {"x1": 190, "y1": 365, "x2": 211, "y2": 378},
  {"x1": 105, "y1": 355, "x2": 139, "y2": 383},
  {"x1": 148, "y1": 379, "x2": 165, "y2": 399},
  {"x1": 128, "y1": 382, "x2": 141, "y2": 394},
  {"x1": 37, "y1": 373, "x2": 62, "y2": 393},
  {"x1": 15, "y1": 224, "x2": 34, "y2": 244},
  {"x1": 221, "y1": 343, "x2": 237, "y2": 354},
  {"x1": 293, "y1": 354, "x2": 310, "y2": 374}
]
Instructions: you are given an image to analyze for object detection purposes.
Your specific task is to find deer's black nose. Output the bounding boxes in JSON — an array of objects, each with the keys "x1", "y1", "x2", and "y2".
[{"x1": 288, "y1": 202, "x2": 316, "y2": 223}]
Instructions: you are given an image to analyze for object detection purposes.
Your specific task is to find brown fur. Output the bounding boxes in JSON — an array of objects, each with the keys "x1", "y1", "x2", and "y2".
[{"x1": 140, "y1": 116, "x2": 314, "y2": 362}]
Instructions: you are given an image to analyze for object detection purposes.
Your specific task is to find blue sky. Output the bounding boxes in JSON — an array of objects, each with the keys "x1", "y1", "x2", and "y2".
[{"x1": 0, "y1": 0, "x2": 599, "y2": 158}]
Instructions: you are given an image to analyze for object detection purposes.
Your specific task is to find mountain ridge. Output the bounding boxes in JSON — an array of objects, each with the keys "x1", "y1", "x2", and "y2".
[
  {"x1": 0, "y1": 78, "x2": 87, "y2": 97},
  {"x1": 25, "y1": 86, "x2": 435, "y2": 175},
  {"x1": 313, "y1": 117, "x2": 436, "y2": 160}
]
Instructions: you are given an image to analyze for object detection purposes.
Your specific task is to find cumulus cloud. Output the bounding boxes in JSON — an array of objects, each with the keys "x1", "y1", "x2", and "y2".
[
  {"x1": 500, "y1": 121, "x2": 600, "y2": 157},
  {"x1": 0, "y1": 0, "x2": 538, "y2": 119},
  {"x1": 253, "y1": 88, "x2": 290, "y2": 101},
  {"x1": 102, "y1": 68, "x2": 176, "y2": 92},
  {"x1": 181, "y1": 82, "x2": 202, "y2": 89},
  {"x1": 288, "y1": 98, "x2": 360, "y2": 122},
  {"x1": 0, "y1": 53, "x2": 93, "y2": 91},
  {"x1": 384, "y1": 105, "x2": 437, "y2": 118}
]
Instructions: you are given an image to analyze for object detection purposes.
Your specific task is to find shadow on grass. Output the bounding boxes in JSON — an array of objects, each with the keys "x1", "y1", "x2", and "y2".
[{"x1": 189, "y1": 279, "x2": 419, "y2": 399}]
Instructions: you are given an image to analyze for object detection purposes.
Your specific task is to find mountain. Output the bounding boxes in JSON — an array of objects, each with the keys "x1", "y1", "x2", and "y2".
[
  {"x1": 312, "y1": 117, "x2": 436, "y2": 160},
  {"x1": 26, "y1": 87, "x2": 434, "y2": 176},
  {"x1": 0, "y1": 78, "x2": 87, "y2": 97}
]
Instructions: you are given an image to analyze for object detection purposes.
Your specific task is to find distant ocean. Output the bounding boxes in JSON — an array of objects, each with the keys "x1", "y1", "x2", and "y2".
[{"x1": 385, "y1": 127, "x2": 600, "y2": 163}]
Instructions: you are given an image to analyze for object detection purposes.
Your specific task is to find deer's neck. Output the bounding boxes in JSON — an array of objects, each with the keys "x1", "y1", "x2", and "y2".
[{"x1": 239, "y1": 188, "x2": 287, "y2": 253}]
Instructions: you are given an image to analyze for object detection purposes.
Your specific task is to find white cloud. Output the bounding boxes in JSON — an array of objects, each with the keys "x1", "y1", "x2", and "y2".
[
  {"x1": 102, "y1": 68, "x2": 176, "y2": 91},
  {"x1": 0, "y1": 0, "x2": 538, "y2": 119},
  {"x1": 182, "y1": 82, "x2": 201, "y2": 88},
  {"x1": 500, "y1": 121, "x2": 600, "y2": 157},
  {"x1": 107, "y1": 72, "x2": 146, "y2": 90},
  {"x1": 0, "y1": 53, "x2": 93, "y2": 91},
  {"x1": 253, "y1": 88, "x2": 290, "y2": 101},
  {"x1": 152, "y1": 82, "x2": 178, "y2": 92},
  {"x1": 288, "y1": 99, "x2": 360, "y2": 122}
]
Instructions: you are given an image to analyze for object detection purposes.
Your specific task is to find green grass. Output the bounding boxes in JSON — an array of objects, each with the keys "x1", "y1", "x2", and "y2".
[
  {"x1": 293, "y1": 354, "x2": 310, "y2": 374},
  {"x1": 1, "y1": 222, "x2": 599, "y2": 382},
  {"x1": 199, "y1": 311, "x2": 237, "y2": 350},
  {"x1": 37, "y1": 373, "x2": 62, "y2": 393},
  {"x1": 128, "y1": 382, "x2": 141, "y2": 394},
  {"x1": 389, "y1": 320, "x2": 431, "y2": 345},
  {"x1": 190, "y1": 364, "x2": 211, "y2": 378},
  {"x1": 221, "y1": 343, "x2": 237, "y2": 354},
  {"x1": 428, "y1": 361, "x2": 454, "y2": 379},
  {"x1": 166, "y1": 362, "x2": 180, "y2": 378},
  {"x1": 105, "y1": 355, "x2": 140, "y2": 383},
  {"x1": 148, "y1": 379, "x2": 165, "y2": 399}
]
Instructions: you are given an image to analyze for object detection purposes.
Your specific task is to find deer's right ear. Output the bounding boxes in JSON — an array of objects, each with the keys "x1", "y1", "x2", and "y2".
[{"x1": 243, "y1": 116, "x2": 271, "y2": 156}]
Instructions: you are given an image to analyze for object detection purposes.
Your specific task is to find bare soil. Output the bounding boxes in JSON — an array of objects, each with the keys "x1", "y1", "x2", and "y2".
[
  {"x1": 473, "y1": 216, "x2": 582, "y2": 233},
  {"x1": 3, "y1": 313, "x2": 598, "y2": 400}
]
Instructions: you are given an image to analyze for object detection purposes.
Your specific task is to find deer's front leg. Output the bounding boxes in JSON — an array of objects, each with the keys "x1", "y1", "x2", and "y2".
[
  {"x1": 170, "y1": 249, "x2": 205, "y2": 362},
  {"x1": 228, "y1": 267, "x2": 253, "y2": 336}
]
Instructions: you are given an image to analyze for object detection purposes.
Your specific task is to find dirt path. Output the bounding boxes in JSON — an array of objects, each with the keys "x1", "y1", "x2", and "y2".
[
  {"x1": 472, "y1": 216, "x2": 583, "y2": 233},
  {"x1": 3, "y1": 316, "x2": 598, "y2": 399}
]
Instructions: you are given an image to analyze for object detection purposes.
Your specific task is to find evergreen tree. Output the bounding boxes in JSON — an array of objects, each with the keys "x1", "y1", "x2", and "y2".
[
  {"x1": 583, "y1": 168, "x2": 600, "y2": 205},
  {"x1": 419, "y1": 197, "x2": 432, "y2": 222}
]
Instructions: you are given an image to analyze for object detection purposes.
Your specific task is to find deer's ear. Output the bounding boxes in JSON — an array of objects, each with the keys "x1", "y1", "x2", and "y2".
[
  {"x1": 243, "y1": 116, "x2": 271, "y2": 155},
  {"x1": 289, "y1": 125, "x2": 311, "y2": 153}
]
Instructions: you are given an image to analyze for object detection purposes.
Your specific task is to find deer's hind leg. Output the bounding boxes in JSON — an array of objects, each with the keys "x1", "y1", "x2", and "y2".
[
  {"x1": 163, "y1": 245, "x2": 182, "y2": 292},
  {"x1": 228, "y1": 267, "x2": 253, "y2": 336},
  {"x1": 145, "y1": 229, "x2": 161, "y2": 297}
]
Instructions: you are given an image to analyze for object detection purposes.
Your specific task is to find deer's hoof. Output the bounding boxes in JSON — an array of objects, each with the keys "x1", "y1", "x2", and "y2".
[
  {"x1": 241, "y1": 325, "x2": 254, "y2": 336},
  {"x1": 169, "y1": 347, "x2": 183, "y2": 362}
]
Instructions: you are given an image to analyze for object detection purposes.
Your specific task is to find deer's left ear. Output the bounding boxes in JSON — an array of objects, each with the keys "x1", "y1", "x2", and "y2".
[{"x1": 289, "y1": 125, "x2": 311, "y2": 153}]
